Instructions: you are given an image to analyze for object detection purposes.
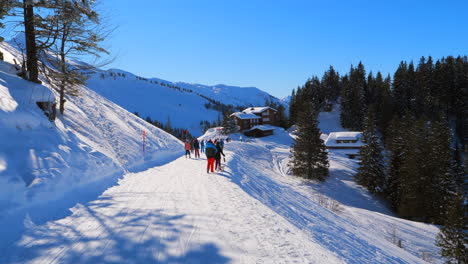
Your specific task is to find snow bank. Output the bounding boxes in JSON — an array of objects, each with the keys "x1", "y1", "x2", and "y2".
[{"x1": 0, "y1": 42, "x2": 183, "y2": 214}]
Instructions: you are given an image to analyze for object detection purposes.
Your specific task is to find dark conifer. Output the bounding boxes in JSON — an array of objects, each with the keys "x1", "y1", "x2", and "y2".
[
  {"x1": 397, "y1": 117, "x2": 427, "y2": 220},
  {"x1": 321, "y1": 66, "x2": 341, "y2": 104},
  {"x1": 435, "y1": 193, "x2": 467, "y2": 264},
  {"x1": 340, "y1": 63, "x2": 366, "y2": 130},
  {"x1": 289, "y1": 104, "x2": 329, "y2": 181},
  {"x1": 384, "y1": 117, "x2": 406, "y2": 210},
  {"x1": 222, "y1": 114, "x2": 238, "y2": 135},
  {"x1": 355, "y1": 109, "x2": 385, "y2": 194}
]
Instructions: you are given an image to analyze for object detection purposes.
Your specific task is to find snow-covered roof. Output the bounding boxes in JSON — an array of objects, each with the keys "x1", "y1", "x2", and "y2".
[
  {"x1": 242, "y1": 106, "x2": 277, "y2": 114},
  {"x1": 334, "y1": 132, "x2": 362, "y2": 141},
  {"x1": 324, "y1": 132, "x2": 364, "y2": 148},
  {"x1": 245, "y1": 125, "x2": 275, "y2": 132},
  {"x1": 230, "y1": 112, "x2": 261, "y2": 120}
]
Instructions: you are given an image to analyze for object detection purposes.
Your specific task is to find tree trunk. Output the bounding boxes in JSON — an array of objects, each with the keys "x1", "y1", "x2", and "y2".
[
  {"x1": 23, "y1": 2, "x2": 40, "y2": 83},
  {"x1": 59, "y1": 84, "x2": 65, "y2": 114}
]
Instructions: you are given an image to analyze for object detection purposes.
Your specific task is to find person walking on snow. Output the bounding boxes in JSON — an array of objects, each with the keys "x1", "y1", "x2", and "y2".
[
  {"x1": 200, "y1": 139, "x2": 205, "y2": 153},
  {"x1": 193, "y1": 138, "x2": 200, "y2": 158},
  {"x1": 205, "y1": 140, "x2": 217, "y2": 173},
  {"x1": 219, "y1": 138, "x2": 225, "y2": 151},
  {"x1": 215, "y1": 141, "x2": 225, "y2": 171},
  {"x1": 184, "y1": 140, "x2": 191, "y2": 158}
]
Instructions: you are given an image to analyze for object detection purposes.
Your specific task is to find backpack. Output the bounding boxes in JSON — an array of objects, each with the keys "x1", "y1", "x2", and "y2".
[{"x1": 205, "y1": 146, "x2": 216, "y2": 158}]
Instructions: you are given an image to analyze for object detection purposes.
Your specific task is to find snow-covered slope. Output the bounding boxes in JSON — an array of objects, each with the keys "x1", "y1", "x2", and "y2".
[
  {"x1": 173, "y1": 82, "x2": 280, "y2": 107},
  {"x1": 85, "y1": 69, "x2": 284, "y2": 136},
  {"x1": 0, "y1": 41, "x2": 184, "y2": 215},
  {"x1": 0, "y1": 125, "x2": 441, "y2": 263}
]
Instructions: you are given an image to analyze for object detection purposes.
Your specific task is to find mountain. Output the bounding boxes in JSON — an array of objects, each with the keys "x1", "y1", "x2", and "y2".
[{"x1": 86, "y1": 69, "x2": 285, "y2": 136}]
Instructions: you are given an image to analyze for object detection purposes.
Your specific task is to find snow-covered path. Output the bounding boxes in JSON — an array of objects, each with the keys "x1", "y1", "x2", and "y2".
[{"x1": 4, "y1": 154, "x2": 342, "y2": 263}]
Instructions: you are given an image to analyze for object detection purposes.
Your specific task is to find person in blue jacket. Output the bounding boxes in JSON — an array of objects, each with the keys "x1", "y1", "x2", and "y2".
[
  {"x1": 205, "y1": 140, "x2": 217, "y2": 173},
  {"x1": 200, "y1": 139, "x2": 205, "y2": 153}
]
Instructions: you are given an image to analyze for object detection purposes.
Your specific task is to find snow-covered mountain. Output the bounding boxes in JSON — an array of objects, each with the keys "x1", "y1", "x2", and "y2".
[{"x1": 86, "y1": 68, "x2": 284, "y2": 136}]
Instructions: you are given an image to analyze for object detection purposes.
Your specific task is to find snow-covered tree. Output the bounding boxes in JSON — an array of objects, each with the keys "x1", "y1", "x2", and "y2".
[{"x1": 289, "y1": 104, "x2": 329, "y2": 181}]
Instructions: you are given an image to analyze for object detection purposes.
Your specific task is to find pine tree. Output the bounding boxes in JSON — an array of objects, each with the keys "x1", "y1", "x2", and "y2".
[
  {"x1": 0, "y1": 1, "x2": 13, "y2": 41},
  {"x1": 385, "y1": 117, "x2": 405, "y2": 210},
  {"x1": 321, "y1": 66, "x2": 341, "y2": 104},
  {"x1": 435, "y1": 193, "x2": 467, "y2": 264},
  {"x1": 289, "y1": 88, "x2": 297, "y2": 126},
  {"x1": 289, "y1": 104, "x2": 329, "y2": 181},
  {"x1": 340, "y1": 74, "x2": 352, "y2": 128},
  {"x1": 397, "y1": 117, "x2": 427, "y2": 220},
  {"x1": 340, "y1": 63, "x2": 366, "y2": 130},
  {"x1": 373, "y1": 72, "x2": 394, "y2": 139},
  {"x1": 274, "y1": 104, "x2": 288, "y2": 128},
  {"x1": 424, "y1": 119, "x2": 457, "y2": 222},
  {"x1": 355, "y1": 109, "x2": 385, "y2": 194},
  {"x1": 222, "y1": 114, "x2": 237, "y2": 135}
]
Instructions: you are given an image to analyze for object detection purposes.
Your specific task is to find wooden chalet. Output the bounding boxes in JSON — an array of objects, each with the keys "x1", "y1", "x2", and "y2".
[
  {"x1": 230, "y1": 106, "x2": 278, "y2": 132},
  {"x1": 324, "y1": 132, "x2": 364, "y2": 159},
  {"x1": 244, "y1": 125, "x2": 275, "y2": 138},
  {"x1": 230, "y1": 112, "x2": 261, "y2": 131},
  {"x1": 242, "y1": 107, "x2": 277, "y2": 125}
]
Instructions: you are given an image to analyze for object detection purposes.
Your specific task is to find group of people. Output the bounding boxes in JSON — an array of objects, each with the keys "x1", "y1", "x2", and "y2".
[{"x1": 184, "y1": 138, "x2": 225, "y2": 173}]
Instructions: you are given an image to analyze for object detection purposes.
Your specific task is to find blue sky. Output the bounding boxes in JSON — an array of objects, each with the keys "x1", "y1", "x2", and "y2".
[{"x1": 100, "y1": 0, "x2": 468, "y2": 98}]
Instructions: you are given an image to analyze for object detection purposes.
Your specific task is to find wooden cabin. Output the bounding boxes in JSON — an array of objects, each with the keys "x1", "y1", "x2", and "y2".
[
  {"x1": 230, "y1": 112, "x2": 261, "y2": 131},
  {"x1": 324, "y1": 132, "x2": 364, "y2": 159},
  {"x1": 244, "y1": 125, "x2": 275, "y2": 137},
  {"x1": 242, "y1": 107, "x2": 277, "y2": 125}
]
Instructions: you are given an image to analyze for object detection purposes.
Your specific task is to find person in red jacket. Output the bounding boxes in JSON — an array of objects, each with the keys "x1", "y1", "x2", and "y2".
[
  {"x1": 205, "y1": 140, "x2": 217, "y2": 173},
  {"x1": 184, "y1": 140, "x2": 191, "y2": 158}
]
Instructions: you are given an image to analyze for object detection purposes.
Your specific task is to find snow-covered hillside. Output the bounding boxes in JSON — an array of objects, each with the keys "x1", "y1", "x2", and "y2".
[
  {"x1": 85, "y1": 68, "x2": 284, "y2": 136},
  {"x1": 0, "y1": 41, "x2": 183, "y2": 215},
  {"x1": 173, "y1": 82, "x2": 280, "y2": 108}
]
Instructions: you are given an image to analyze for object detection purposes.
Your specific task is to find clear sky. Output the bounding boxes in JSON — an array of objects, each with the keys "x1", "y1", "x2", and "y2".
[{"x1": 99, "y1": 0, "x2": 468, "y2": 98}]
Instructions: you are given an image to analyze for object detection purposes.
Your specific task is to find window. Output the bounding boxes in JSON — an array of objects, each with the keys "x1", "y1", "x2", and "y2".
[
  {"x1": 263, "y1": 118, "x2": 270, "y2": 122},
  {"x1": 262, "y1": 111, "x2": 269, "y2": 116},
  {"x1": 336, "y1": 140, "x2": 358, "y2": 144}
]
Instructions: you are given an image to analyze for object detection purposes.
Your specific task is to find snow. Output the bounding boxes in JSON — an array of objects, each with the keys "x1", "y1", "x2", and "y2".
[
  {"x1": 0, "y1": 125, "x2": 442, "y2": 263},
  {"x1": 0, "y1": 41, "x2": 441, "y2": 263},
  {"x1": 325, "y1": 132, "x2": 365, "y2": 148},
  {"x1": 197, "y1": 127, "x2": 227, "y2": 141},
  {"x1": 242, "y1": 106, "x2": 276, "y2": 114},
  {"x1": 245, "y1": 124, "x2": 275, "y2": 132},
  {"x1": 0, "y1": 41, "x2": 183, "y2": 216},
  {"x1": 173, "y1": 83, "x2": 284, "y2": 110},
  {"x1": 84, "y1": 69, "x2": 284, "y2": 136},
  {"x1": 334, "y1": 132, "x2": 362, "y2": 141},
  {"x1": 229, "y1": 112, "x2": 260, "y2": 120}
]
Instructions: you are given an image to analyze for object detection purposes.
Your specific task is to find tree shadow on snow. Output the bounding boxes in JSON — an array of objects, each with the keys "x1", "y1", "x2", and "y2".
[{"x1": 1, "y1": 198, "x2": 230, "y2": 264}]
